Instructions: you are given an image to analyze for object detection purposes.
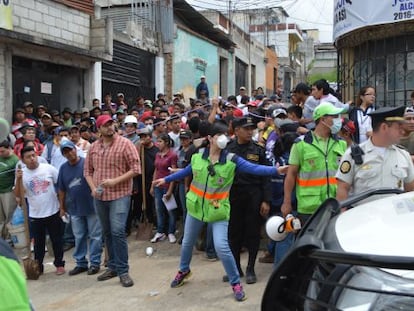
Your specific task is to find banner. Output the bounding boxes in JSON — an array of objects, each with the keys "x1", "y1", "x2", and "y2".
[
  {"x1": 0, "y1": 0, "x2": 13, "y2": 31},
  {"x1": 333, "y1": 0, "x2": 414, "y2": 41}
]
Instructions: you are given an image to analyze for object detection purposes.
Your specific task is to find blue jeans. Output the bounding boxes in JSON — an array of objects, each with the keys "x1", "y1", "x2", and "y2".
[
  {"x1": 95, "y1": 196, "x2": 130, "y2": 276},
  {"x1": 273, "y1": 233, "x2": 294, "y2": 269},
  {"x1": 154, "y1": 187, "x2": 176, "y2": 234},
  {"x1": 71, "y1": 214, "x2": 103, "y2": 268},
  {"x1": 179, "y1": 214, "x2": 240, "y2": 285}
]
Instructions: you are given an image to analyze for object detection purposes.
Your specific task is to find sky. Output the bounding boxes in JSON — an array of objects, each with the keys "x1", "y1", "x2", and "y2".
[{"x1": 187, "y1": 0, "x2": 334, "y2": 43}]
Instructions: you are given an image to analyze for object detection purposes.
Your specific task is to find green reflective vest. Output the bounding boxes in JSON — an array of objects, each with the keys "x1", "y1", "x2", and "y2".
[
  {"x1": 186, "y1": 150, "x2": 236, "y2": 222},
  {"x1": 294, "y1": 131, "x2": 347, "y2": 214}
]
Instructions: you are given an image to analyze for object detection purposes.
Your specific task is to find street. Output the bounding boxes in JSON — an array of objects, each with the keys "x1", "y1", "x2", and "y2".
[{"x1": 23, "y1": 236, "x2": 272, "y2": 311}]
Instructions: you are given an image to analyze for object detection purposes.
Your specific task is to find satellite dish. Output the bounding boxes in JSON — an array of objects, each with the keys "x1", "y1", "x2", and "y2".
[{"x1": 0, "y1": 118, "x2": 10, "y2": 142}]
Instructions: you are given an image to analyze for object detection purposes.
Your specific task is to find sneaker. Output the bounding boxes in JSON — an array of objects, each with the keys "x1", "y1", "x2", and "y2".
[
  {"x1": 69, "y1": 266, "x2": 88, "y2": 276},
  {"x1": 170, "y1": 270, "x2": 192, "y2": 288},
  {"x1": 56, "y1": 266, "x2": 66, "y2": 275},
  {"x1": 97, "y1": 269, "x2": 117, "y2": 281},
  {"x1": 119, "y1": 273, "x2": 134, "y2": 287},
  {"x1": 168, "y1": 233, "x2": 177, "y2": 244},
  {"x1": 232, "y1": 283, "x2": 246, "y2": 301},
  {"x1": 205, "y1": 254, "x2": 218, "y2": 262},
  {"x1": 87, "y1": 266, "x2": 100, "y2": 275},
  {"x1": 151, "y1": 232, "x2": 166, "y2": 243}
]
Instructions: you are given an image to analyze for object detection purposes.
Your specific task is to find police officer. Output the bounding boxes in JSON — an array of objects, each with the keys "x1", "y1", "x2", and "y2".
[
  {"x1": 227, "y1": 116, "x2": 271, "y2": 284},
  {"x1": 336, "y1": 106, "x2": 414, "y2": 200}
]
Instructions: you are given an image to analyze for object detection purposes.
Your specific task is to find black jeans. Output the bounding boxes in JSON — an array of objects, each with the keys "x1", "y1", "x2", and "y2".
[{"x1": 30, "y1": 212, "x2": 65, "y2": 270}]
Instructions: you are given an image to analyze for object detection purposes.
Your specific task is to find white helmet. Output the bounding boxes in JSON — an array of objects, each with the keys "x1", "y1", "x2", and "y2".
[
  {"x1": 124, "y1": 115, "x2": 138, "y2": 125},
  {"x1": 266, "y1": 216, "x2": 288, "y2": 241}
]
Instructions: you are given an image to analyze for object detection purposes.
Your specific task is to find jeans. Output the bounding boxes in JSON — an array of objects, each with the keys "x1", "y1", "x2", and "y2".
[
  {"x1": 0, "y1": 191, "x2": 16, "y2": 239},
  {"x1": 30, "y1": 212, "x2": 64, "y2": 270},
  {"x1": 179, "y1": 214, "x2": 240, "y2": 285},
  {"x1": 273, "y1": 233, "x2": 294, "y2": 269},
  {"x1": 71, "y1": 214, "x2": 103, "y2": 268},
  {"x1": 95, "y1": 196, "x2": 130, "y2": 276},
  {"x1": 154, "y1": 187, "x2": 176, "y2": 234}
]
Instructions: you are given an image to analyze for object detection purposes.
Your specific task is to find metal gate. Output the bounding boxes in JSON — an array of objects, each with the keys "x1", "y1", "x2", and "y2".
[
  {"x1": 235, "y1": 57, "x2": 247, "y2": 94},
  {"x1": 102, "y1": 41, "x2": 155, "y2": 103}
]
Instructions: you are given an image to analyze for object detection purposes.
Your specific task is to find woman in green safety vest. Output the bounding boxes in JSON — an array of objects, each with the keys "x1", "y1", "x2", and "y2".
[{"x1": 153, "y1": 120, "x2": 287, "y2": 302}]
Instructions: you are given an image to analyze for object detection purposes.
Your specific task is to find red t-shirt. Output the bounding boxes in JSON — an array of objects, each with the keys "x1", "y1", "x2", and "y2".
[{"x1": 154, "y1": 149, "x2": 178, "y2": 189}]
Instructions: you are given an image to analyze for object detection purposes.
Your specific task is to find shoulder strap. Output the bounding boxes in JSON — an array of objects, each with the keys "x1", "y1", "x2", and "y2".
[{"x1": 46, "y1": 140, "x2": 54, "y2": 164}]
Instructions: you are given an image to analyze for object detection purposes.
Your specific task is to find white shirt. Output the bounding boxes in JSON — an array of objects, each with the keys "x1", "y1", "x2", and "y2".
[{"x1": 21, "y1": 163, "x2": 59, "y2": 218}]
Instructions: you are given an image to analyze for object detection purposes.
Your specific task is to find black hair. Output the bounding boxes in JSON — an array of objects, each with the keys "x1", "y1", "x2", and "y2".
[
  {"x1": 21, "y1": 146, "x2": 35, "y2": 158},
  {"x1": 0, "y1": 140, "x2": 10, "y2": 148},
  {"x1": 273, "y1": 132, "x2": 298, "y2": 158},
  {"x1": 286, "y1": 105, "x2": 303, "y2": 119},
  {"x1": 188, "y1": 117, "x2": 200, "y2": 133},
  {"x1": 158, "y1": 133, "x2": 174, "y2": 147},
  {"x1": 241, "y1": 96, "x2": 250, "y2": 105},
  {"x1": 312, "y1": 79, "x2": 330, "y2": 95}
]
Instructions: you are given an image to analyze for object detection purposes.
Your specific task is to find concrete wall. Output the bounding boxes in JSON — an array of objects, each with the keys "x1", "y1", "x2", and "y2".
[
  {"x1": 12, "y1": 0, "x2": 91, "y2": 49},
  {"x1": 232, "y1": 28, "x2": 266, "y2": 94},
  {"x1": 265, "y1": 48, "x2": 278, "y2": 96},
  {"x1": 173, "y1": 27, "x2": 219, "y2": 102}
]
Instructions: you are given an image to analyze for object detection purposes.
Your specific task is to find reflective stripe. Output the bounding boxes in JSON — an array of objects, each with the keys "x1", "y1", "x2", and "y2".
[
  {"x1": 298, "y1": 170, "x2": 337, "y2": 180},
  {"x1": 191, "y1": 180, "x2": 232, "y2": 194},
  {"x1": 296, "y1": 177, "x2": 337, "y2": 187},
  {"x1": 189, "y1": 184, "x2": 229, "y2": 200}
]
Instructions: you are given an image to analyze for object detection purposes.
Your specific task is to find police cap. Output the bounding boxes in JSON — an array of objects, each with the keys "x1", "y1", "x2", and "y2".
[
  {"x1": 368, "y1": 106, "x2": 405, "y2": 123},
  {"x1": 232, "y1": 117, "x2": 256, "y2": 129}
]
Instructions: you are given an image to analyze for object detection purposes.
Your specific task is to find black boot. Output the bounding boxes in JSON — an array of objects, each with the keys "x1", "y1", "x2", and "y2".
[{"x1": 245, "y1": 266, "x2": 257, "y2": 284}]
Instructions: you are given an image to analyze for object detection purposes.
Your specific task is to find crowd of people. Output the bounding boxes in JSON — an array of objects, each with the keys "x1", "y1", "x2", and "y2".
[{"x1": 2, "y1": 77, "x2": 414, "y2": 305}]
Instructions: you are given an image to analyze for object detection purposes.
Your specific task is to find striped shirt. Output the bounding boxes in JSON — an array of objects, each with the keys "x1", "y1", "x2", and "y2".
[{"x1": 84, "y1": 134, "x2": 141, "y2": 201}]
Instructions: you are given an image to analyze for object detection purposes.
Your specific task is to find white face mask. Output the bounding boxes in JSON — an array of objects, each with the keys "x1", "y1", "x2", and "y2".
[
  {"x1": 146, "y1": 124, "x2": 153, "y2": 132},
  {"x1": 330, "y1": 117, "x2": 342, "y2": 134},
  {"x1": 216, "y1": 134, "x2": 229, "y2": 149}
]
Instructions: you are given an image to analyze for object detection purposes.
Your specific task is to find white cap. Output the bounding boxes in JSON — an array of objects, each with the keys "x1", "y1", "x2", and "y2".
[{"x1": 124, "y1": 115, "x2": 138, "y2": 124}]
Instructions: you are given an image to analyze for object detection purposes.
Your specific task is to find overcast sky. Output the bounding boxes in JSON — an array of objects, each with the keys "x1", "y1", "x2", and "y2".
[{"x1": 188, "y1": 0, "x2": 334, "y2": 42}]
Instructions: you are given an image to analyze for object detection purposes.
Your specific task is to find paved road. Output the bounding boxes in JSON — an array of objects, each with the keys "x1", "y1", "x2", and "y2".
[{"x1": 23, "y1": 236, "x2": 274, "y2": 311}]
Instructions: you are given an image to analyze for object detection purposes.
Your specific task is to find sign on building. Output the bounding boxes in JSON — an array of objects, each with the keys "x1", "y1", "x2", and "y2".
[
  {"x1": 0, "y1": 0, "x2": 13, "y2": 30},
  {"x1": 333, "y1": 0, "x2": 414, "y2": 41}
]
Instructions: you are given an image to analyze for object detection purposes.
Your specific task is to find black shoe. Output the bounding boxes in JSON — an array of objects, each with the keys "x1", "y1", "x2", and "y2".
[
  {"x1": 97, "y1": 269, "x2": 117, "y2": 281},
  {"x1": 245, "y1": 267, "x2": 257, "y2": 284},
  {"x1": 223, "y1": 270, "x2": 244, "y2": 282},
  {"x1": 69, "y1": 266, "x2": 88, "y2": 276},
  {"x1": 120, "y1": 274, "x2": 134, "y2": 287},
  {"x1": 88, "y1": 266, "x2": 100, "y2": 275}
]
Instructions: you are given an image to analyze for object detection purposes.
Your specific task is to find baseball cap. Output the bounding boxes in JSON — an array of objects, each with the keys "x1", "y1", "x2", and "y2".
[
  {"x1": 341, "y1": 118, "x2": 356, "y2": 135},
  {"x1": 313, "y1": 103, "x2": 345, "y2": 121},
  {"x1": 41, "y1": 113, "x2": 52, "y2": 119},
  {"x1": 60, "y1": 140, "x2": 76, "y2": 152},
  {"x1": 137, "y1": 127, "x2": 151, "y2": 135},
  {"x1": 23, "y1": 101, "x2": 34, "y2": 108},
  {"x1": 117, "y1": 93, "x2": 125, "y2": 98},
  {"x1": 201, "y1": 75, "x2": 206, "y2": 79},
  {"x1": 239, "y1": 86, "x2": 246, "y2": 90},
  {"x1": 179, "y1": 129, "x2": 192, "y2": 139},
  {"x1": 96, "y1": 115, "x2": 114, "y2": 128},
  {"x1": 15, "y1": 108, "x2": 25, "y2": 114},
  {"x1": 208, "y1": 120, "x2": 228, "y2": 136},
  {"x1": 81, "y1": 107, "x2": 89, "y2": 113}
]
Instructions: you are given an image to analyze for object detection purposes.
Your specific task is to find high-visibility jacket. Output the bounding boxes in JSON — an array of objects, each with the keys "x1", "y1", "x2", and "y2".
[
  {"x1": 294, "y1": 131, "x2": 347, "y2": 214},
  {"x1": 186, "y1": 149, "x2": 236, "y2": 222}
]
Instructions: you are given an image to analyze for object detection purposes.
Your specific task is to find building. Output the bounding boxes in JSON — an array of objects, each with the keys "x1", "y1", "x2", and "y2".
[
  {"x1": 335, "y1": 1, "x2": 414, "y2": 106},
  {"x1": 0, "y1": 0, "x2": 112, "y2": 122},
  {"x1": 231, "y1": 7, "x2": 303, "y2": 99},
  {"x1": 201, "y1": 9, "x2": 278, "y2": 97},
  {"x1": 308, "y1": 43, "x2": 337, "y2": 81}
]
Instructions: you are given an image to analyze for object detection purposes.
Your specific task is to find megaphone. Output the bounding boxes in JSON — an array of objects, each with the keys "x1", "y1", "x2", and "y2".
[{"x1": 266, "y1": 214, "x2": 301, "y2": 241}]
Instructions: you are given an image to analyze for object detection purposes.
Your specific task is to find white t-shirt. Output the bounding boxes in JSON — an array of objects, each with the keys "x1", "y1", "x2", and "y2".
[
  {"x1": 22, "y1": 163, "x2": 59, "y2": 218},
  {"x1": 356, "y1": 107, "x2": 374, "y2": 143},
  {"x1": 168, "y1": 131, "x2": 181, "y2": 153}
]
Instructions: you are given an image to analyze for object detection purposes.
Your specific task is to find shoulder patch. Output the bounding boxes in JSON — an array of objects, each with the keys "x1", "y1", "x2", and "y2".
[{"x1": 340, "y1": 160, "x2": 351, "y2": 174}]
